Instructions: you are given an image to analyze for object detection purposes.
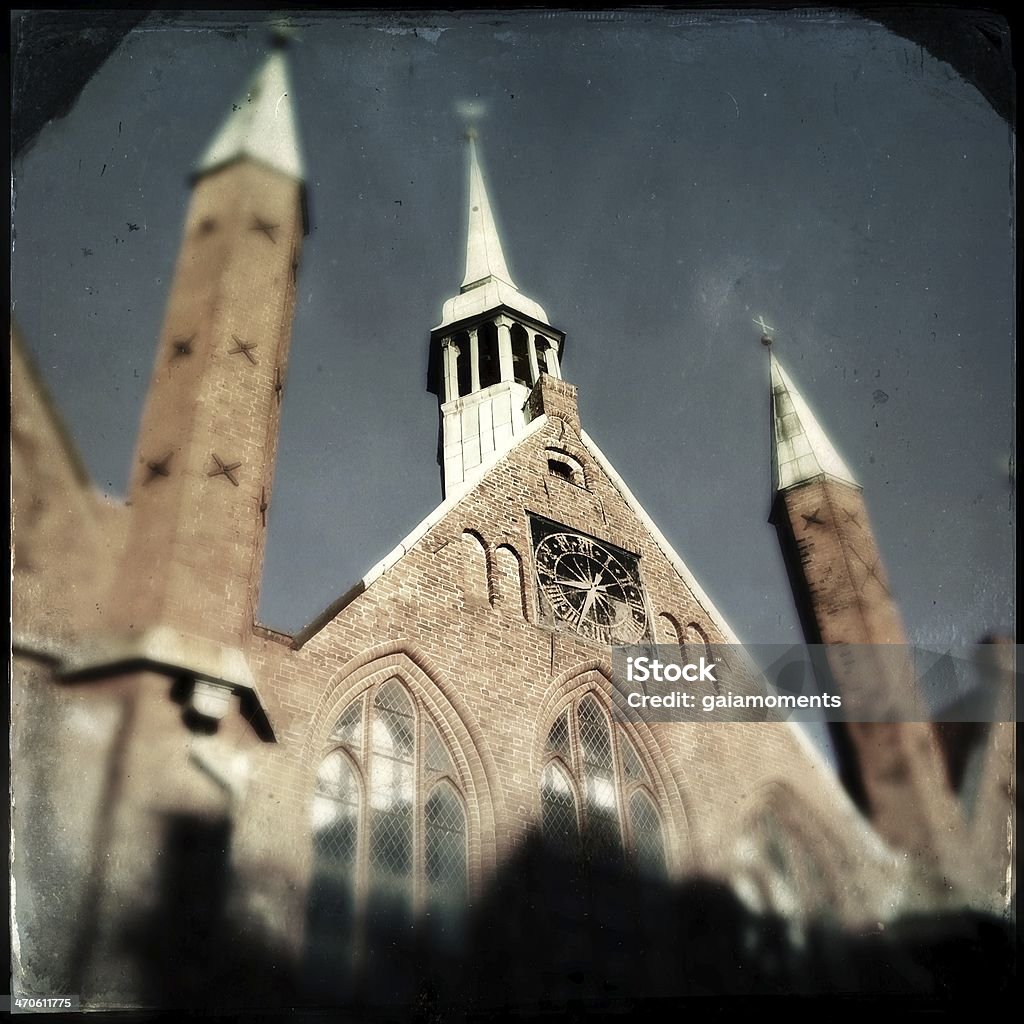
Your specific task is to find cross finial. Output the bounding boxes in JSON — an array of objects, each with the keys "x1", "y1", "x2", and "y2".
[
  {"x1": 754, "y1": 315, "x2": 776, "y2": 346},
  {"x1": 456, "y1": 99, "x2": 486, "y2": 143}
]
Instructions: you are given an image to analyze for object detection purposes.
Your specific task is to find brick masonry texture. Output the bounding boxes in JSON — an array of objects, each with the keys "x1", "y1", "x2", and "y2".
[{"x1": 9, "y1": 149, "x2": 1013, "y2": 1006}]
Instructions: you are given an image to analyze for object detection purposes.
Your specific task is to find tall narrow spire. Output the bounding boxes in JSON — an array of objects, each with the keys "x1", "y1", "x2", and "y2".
[
  {"x1": 770, "y1": 353, "x2": 857, "y2": 492},
  {"x1": 437, "y1": 132, "x2": 548, "y2": 330},
  {"x1": 196, "y1": 48, "x2": 304, "y2": 183},
  {"x1": 429, "y1": 129, "x2": 565, "y2": 499},
  {"x1": 462, "y1": 133, "x2": 516, "y2": 290}
]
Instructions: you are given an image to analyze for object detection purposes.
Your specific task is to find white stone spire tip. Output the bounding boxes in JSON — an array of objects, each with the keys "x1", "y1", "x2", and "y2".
[
  {"x1": 462, "y1": 135, "x2": 517, "y2": 291},
  {"x1": 770, "y1": 353, "x2": 859, "y2": 492},
  {"x1": 196, "y1": 49, "x2": 304, "y2": 183},
  {"x1": 436, "y1": 132, "x2": 550, "y2": 330}
]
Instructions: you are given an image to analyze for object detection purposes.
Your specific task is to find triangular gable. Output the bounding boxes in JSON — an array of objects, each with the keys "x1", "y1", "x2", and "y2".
[{"x1": 578, "y1": 430, "x2": 742, "y2": 645}]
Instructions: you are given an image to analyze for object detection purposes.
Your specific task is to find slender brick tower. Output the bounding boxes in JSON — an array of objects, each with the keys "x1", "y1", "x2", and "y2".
[
  {"x1": 766, "y1": 342, "x2": 965, "y2": 886},
  {"x1": 111, "y1": 42, "x2": 305, "y2": 653}
]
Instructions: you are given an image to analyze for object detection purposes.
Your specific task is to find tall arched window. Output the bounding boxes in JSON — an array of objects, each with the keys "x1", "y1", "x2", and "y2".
[
  {"x1": 306, "y1": 679, "x2": 469, "y2": 992},
  {"x1": 536, "y1": 336, "x2": 558, "y2": 377},
  {"x1": 477, "y1": 321, "x2": 501, "y2": 389},
  {"x1": 539, "y1": 693, "x2": 667, "y2": 877},
  {"x1": 510, "y1": 322, "x2": 532, "y2": 386},
  {"x1": 453, "y1": 330, "x2": 472, "y2": 397}
]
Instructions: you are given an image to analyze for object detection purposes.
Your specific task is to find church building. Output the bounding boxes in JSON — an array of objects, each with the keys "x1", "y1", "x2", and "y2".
[{"x1": 10, "y1": 42, "x2": 1014, "y2": 1011}]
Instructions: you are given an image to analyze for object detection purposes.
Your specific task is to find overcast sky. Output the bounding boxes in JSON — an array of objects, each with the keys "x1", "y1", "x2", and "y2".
[{"x1": 11, "y1": 10, "x2": 1014, "y2": 653}]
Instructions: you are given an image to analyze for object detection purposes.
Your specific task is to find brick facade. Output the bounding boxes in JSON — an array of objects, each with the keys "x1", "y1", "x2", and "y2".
[{"x1": 9, "y1": 54, "x2": 1013, "y2": 1006}]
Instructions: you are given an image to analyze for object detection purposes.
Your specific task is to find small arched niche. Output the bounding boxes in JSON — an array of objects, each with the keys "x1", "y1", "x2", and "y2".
[{"x1": 544, "y1": 448, "x2": 586, "y2": 489}]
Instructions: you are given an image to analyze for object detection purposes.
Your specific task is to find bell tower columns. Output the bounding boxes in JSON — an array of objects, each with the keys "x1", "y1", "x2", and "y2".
[{"x1": 427, "y1": 132, "x2": 565, "y2": 500}]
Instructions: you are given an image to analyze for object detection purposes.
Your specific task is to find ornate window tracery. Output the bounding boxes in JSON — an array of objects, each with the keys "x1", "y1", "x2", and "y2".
[{"x1": 540, "y1": 693, "x2": 667, "y2": 877}]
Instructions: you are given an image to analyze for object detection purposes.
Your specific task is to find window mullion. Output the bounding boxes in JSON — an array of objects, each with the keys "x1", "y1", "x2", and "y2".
[
  {"x1": 413, "y1": 699, "x2": 425, "y2": 916},
  {"x1": 353, "y1": 694, "x2": 371, "y2": 955},
  {"x1": 610, "y1": 725, "x2": 626, "y2": 850},
  {"x1": 568, "y1": 700, "x2": 584, "y2": 830}
]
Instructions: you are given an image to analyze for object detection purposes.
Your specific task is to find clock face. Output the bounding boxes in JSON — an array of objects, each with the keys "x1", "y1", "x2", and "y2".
[{"x1": 530, "y1": 518, "x2": 649, "y2": 644}]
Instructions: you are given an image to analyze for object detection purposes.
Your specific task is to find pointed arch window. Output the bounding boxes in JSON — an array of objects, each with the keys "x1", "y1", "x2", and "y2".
[
  {"x1": 540, "y1": 760, "x2": 579, "y2": 851},
  {"x1": 539, "y1": 695, "x2": 667, "y2": 877},
  {"x1": 306, "y1": 679, "x2": 469, "y2": 990}
]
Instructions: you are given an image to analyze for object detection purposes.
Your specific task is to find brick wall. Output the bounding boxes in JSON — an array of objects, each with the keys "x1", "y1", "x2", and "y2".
[
  {"x1": 112, "y1": 161, "x2": 303, "y2": 646},
  {"x1": 228, "y1": 390, "x2": 901, "y2": 963}
]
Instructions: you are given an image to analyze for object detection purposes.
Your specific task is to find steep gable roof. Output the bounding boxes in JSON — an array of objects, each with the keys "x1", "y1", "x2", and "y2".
[{"x1": 292, "y1": 412, "x2": 738, "y2": 647}]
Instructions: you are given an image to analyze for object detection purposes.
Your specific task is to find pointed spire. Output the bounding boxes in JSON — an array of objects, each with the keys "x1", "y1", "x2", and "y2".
[
  {"x1": 462, "y1": 133, "x2": 516, "y2": 290},
  {"x1": 196, "y1": 49, "x2": 304, "y2": 183},
  {"x1": 436, "y1": 132, "x2": 548, "y2": 330},
  {"x1": 770, "y1": 353, "x2": 858, "y2": 491}
]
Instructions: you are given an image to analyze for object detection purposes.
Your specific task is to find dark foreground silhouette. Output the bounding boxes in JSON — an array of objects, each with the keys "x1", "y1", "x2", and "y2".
[{"x1": 114, "y1": 815, "x2": 1013, "y2": 1018}]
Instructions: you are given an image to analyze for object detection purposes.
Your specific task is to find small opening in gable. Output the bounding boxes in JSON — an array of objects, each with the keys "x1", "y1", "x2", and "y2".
[{"x1": 548, "y1": 459, "x2": 573, "y2": 482}]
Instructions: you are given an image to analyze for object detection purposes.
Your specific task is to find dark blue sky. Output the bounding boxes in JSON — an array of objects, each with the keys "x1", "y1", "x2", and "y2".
[{"x1": 11, "y1": 11, "x2": 1014, "y2": 649}]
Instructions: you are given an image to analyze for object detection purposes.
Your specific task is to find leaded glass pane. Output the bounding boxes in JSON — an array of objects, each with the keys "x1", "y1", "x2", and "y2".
[
  {"x1": 306, "y1": 752, "x2": 359, "y2": 999},
  {"x1": 312, "y1": 752, "x2": 359, "y2": 865},
  {"x1": 425, "y1": 720, "x2": 454, "y2": 775},
  {"x1": 375, "y1": 677, "x2": 414, "y2": 716},
  {"x1": 578, "y1": 697, "x2": 613, "y2": 769},
  {"x1": 541, "y1": 761, "x2": 578, "y2": 849},
  {"x1": 328, "y1": 698, "x2": 363, "y2": 751},
  {"x1": 369, "y1": 797, "x2": 413, "y2": 878},
  {"x1": 629, "y1": 791, "x2": 667, "y2": 879},
  {"x1": 619, "y1": 729, "x2": 647, "y2": 783},
  {"x1": 426, "y1": 783, "x2": 467, "y2": 895},
  {"x1": 545, "y1": 711, "x2": 571, "y2": 761},
  {"x1": 578, "y1": 697, "x2": 620, "y2": 857},
  {"x1": 370, "y1": 682, "x2": 415, "y2": 814},
  {"x1": 369, "y1": 680, "x2": 414, "y2": 902}
]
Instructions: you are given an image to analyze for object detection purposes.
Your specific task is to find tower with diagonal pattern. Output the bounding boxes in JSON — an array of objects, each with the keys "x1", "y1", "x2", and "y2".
[{"x1": 113, "y1": 42, "x2": 306, "y2": 650}]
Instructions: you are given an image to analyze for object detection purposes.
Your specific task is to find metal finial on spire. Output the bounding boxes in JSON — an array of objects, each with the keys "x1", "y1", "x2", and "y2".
[
  {"x1": 456, "y1": 100, "x2": 486, "y2": 134},
  {"x1": 754, "y1": 315, "x2": 776, "y2": 346},
  {"x1": 268, "y1": 17, "x2": 300, "y2": 49}
]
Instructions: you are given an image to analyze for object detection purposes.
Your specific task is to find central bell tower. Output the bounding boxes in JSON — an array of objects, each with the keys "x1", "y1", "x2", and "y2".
[{"x1": 428, "y1": 132, "x2": 566, "y2": 499}]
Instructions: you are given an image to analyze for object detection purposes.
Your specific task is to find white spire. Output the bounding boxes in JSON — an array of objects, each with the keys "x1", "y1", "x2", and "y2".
[
  {"x1": 462, "y1": 135, "x2": 516, "y2": 290},
  {"x1": 770, "y1": 353, "x2": 858, "y2": 491},
  {"x1": 436, "y1": 133, "x2": 548, "y2": 330},
  {"x1": 196, "y1": 50, "x2": 304, "y2": 183}
]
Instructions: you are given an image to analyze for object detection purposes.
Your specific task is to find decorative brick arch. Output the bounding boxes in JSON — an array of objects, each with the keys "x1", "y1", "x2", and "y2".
[
  {"x1": 535, "y1": 661, "x2": 694, "y2": 872},
  {"x1": 682, "y1": 621, "x2": 712, "y2": 660},
  {"x1": 459, "y1": 528, "x2": 491, "y2": 606},
  {"x1": 494, "y1": 543, "x2": 529, "y2": 621},
  {"x1": 656, "y1": 611, "x2": 684, "y2": 648},
  {"x1": 543, "y1": 445, "x2": 588, "y2": 489},
  {"x1": 302, "y1": 641, "x2": 504, "y2": 887}
]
